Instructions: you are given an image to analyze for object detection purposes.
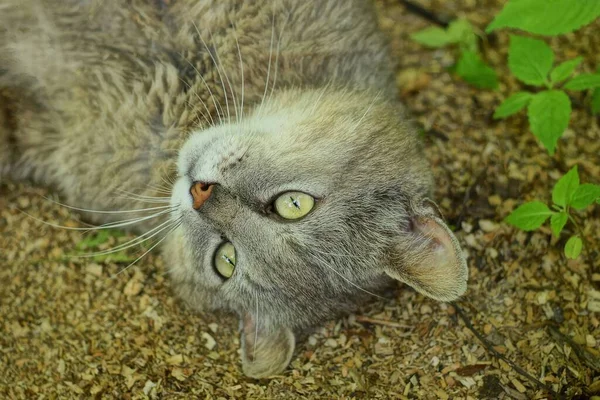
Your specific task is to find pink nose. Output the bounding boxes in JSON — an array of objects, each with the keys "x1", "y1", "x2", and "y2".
[{"x1": 190, "y1": 182, "x2": 214, "y2": 210}]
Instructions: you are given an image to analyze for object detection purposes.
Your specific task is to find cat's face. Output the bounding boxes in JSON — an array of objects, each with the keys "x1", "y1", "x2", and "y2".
[{"x1": 165, "y1": 88, "x2": 467, "y2": 378}]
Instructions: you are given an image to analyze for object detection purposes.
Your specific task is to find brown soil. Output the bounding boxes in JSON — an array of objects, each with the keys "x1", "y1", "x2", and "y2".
[{"x1": 1, "y1": 1, "x2": 599, "y2": 398}]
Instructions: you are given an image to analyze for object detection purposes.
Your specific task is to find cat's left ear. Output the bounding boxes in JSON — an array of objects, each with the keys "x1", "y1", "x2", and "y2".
[
  {"x1": 239, "y1": 314, "x2": 295, "y2": 379},
  {"x1": 384, "y1": 200, "x2": 468, "y2": 302}
]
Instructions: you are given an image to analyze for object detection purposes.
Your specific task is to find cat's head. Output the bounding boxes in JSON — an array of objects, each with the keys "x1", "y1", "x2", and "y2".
[{"x1": 165, "y1": 88, "x2": 467, "y2": 378}]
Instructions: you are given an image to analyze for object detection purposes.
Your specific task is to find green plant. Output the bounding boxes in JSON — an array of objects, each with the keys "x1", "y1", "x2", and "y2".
[
  {"x1": 505, "y1": 166, "x2": 600, "y2": 259},
  {"x1": 487, "y1": 0, "x2": 600, "y2": 155},
  {"x1": 492, "y1": 36, "x2": 600, "y2": 154},
  {"x1": 410, "y1": 19, "x2": 498, "y2": 89},
  {"x1": 75, "y1": 229, "x2": 137, "y2": 263},
  {"x1": 486, "y1": 0, "x2": 600, "y2": 36}
]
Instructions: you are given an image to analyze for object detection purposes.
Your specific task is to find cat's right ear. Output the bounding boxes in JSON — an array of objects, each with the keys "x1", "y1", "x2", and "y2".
[{"x1": 384, "y1": 203, "x2": 468, "y2": 302}]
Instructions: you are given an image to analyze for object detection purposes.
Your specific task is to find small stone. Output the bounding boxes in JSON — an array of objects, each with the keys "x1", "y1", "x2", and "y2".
[
  {"x1": 479, "y1": 219, "x2": 499, "y2": 232},
  {"x1": 202, "y1": 332, "x2": 217, "y2": 350},
  {"x1": 124, "y1": 277, "x2": 143, "y2": 296},
  {"x1": 536, "y1": 291, "x2": 549, "y2": 305},
  {"x1": 588, "y1": 301, "x2": 600, "y2": 313},
  {"x1": 143, "y1": 380, "x2": 156, "y2": 396},
  {"x1": 86, "y1": 263, "x2": 103, "y2": 277},
  {"x1": 461, "y1": 221, "x2": 473, "y2": 233},
  {"x1": 420, "y1": 304, "x2": 433, "y2": 314},
  {"x1": 166, "y1": 354, "x2": 184, "y2": 365},
  {"x1": 486, "y1": 248, "x2": 499, "y2": 259},
  {"x1": 586, "y1": 334, "x2": 597, "y2": 347},
  {"x1": 488, "y1": 195, "x2": 502, "y2": 206},
  {"x1": 170, "y1": 367, "x2": 188, "y2": 382}
]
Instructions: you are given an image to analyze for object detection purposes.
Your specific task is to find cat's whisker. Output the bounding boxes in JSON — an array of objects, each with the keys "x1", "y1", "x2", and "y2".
[
  {"x1": 310, "y1": 79, "x2": 333, "y2": 115},
  {"x1": 179, "y1": 79, "x2": 214, "y2": 127},
  {"x1": 90, "y1": 208, "x2": 175, "y2": 230},
  {"x1": 73, "y1": 218, "x2": 178, "y2": 258},
  {"x1": 17, "y1": 206, "x2": 174, "y2": 232},
  {"x1": 267, "y1": 11, "x2": 289, "y2": 105},
  {"x1": 113, "y1": 195, "x2": 171, "y2": 204},
  {"x1": 254, "y1": 290, "x2": 259, "y2": 362},
  {"x1": 308, "y1": 247, "x2": 364, "y2": 260},
  {"x1": 41, "y1": 195, "x2": 172, "y2": 215},
  {"x1": 349, "y1": 90, "x2": 381, "y2": 135},
  {"x1": 230, "y1": 18, "x2": 245, "y2": 123},
  {"x1": 207, "y1": 28, "x2": 240, "y2": 125},
  {"x1": 114, "y1": 219, "x2": 182, "y2": 277},
  {"x1": 257, "y1": 8, "x2": 276, "y2": 116},
  {"x1": 181, "y1": 43, "x2": 225, "y2": 125},
  {"x1": 193, "y1": 22, "x2": 233, "y2": 126},
  {"x1": 113, "y1": 189, "x2": 171, "y2": 204},
  {"x1": 145, "y1": 178, "x2": 173, "y2": 196},
  {"x1": 308, "y1": 250, "x2": 386, "y2": 300}
]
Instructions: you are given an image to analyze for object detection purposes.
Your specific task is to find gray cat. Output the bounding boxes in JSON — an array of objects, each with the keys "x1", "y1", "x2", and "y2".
[{"x1": 0, "y1": 0, "x2": 468, "y2": 378}]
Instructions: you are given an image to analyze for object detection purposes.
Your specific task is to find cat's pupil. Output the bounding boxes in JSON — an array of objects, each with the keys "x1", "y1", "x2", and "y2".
[
  {"x1": 221, "y1": 255, "x2": 235, "y2": 266},
  {"x1": 290, "y1": 197, "x2": 301, "y2": 209}
]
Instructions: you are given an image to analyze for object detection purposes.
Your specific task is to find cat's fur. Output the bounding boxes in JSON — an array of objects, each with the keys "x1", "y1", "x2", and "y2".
[{"x1": 0, "y1": 0, "x2": 468, "y2": 378}]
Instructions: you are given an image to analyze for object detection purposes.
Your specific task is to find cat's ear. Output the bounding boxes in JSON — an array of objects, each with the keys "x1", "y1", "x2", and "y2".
[
  {"x1": 239, "y1": 314, "x2": 295, "y2": 379},
  {"x1": 385, "y1": 202, "x2": 468, "y2": 302}
]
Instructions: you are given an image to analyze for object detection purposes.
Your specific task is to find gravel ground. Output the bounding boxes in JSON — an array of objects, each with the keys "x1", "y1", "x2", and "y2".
[{"x1": 1, "y1": 1, "x2": 599, "y2": 398}]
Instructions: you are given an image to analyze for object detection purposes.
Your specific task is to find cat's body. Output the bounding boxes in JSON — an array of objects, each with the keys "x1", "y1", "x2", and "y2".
[{"x1": 1, "y1": 0, "x2": 468, "y2": 377}]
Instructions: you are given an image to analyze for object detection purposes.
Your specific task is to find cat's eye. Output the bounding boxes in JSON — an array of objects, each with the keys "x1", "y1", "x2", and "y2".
[
  {"x1": 214, "y1": 242, "x2": 236, "y2": 279},
  {"x1": 274, "y1": 192, "x2": 315, "y2": 220}
]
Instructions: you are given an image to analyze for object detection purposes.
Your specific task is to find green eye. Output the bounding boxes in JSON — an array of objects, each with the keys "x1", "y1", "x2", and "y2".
[
  {"x1": 214, "y1": 242, "x2": 236, "y2": 279},
  {"x1": 274, "y1": 191, "x2": 315, "y2": 220}
]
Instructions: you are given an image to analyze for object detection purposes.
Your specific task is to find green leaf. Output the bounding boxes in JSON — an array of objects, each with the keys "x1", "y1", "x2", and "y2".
[
  {"x1": 552, "y1": 166, "x2": 580, "y2": 207},
  {"x1": 508, "y1": 36, "x2": 554, "y2": 86},
  {"x1": 76, "y1": 230, "x2": 125, "y2": 250},
  {"x1": 550, "y1": 57, "x2": 583, "y2": 83},
  {"x1": 411, "y1": 27, "x2": 452, "y2": 48},
  {"x1": 527, "y1": 90, "x2": 571, "y2": 155},
  {"x1": 592, "y1": 88, "x2": 600, "y2": 115},
  {"x1": 550, "y1": 212, "x2": 568, "y2": 237},
  {"x1": 493, "y1": 92, "x2": 533, "y2": 119},
  {"x1": 563, "y1": 73, "x2": 600, "y2": 91},
  {"x1": 571, "y1": 184, "x2": 600, "y2": 210},
  {"x1": 447, "y1": 19, "x2": 478, "y2": 52},
  {"x1": 486, "y1": 0, "x2": 600, "y2": 36},
  {"x1": 455, "y1": 50, "x2": 499, "y2": 89},
  {"x1": 564, "y1": 236, "x2": 583, "y2": 259},
  {"x1": 505, "y1": 201, "x2": 554, "y2": 231}
]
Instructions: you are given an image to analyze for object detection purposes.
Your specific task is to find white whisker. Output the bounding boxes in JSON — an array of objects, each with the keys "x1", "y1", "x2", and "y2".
[
  {"x1": 349, "y1": 91, "x2": 381, "y2": 135},
  {"x1": 230, "y1": 19, "x2": 245, "y2": 123},
  {"x1": 267, "y1": 12, "x2": 289, "y2": 105},
  {"x1": 18, "y1": 207, "x2": 174, "y2": 232},
  {"x1": 258, "y1": 9, "x2": 276, "y2": 116},
  {"x1": 208, "y1": 27, "x2": 240, "y2": 125},
  {"x1": 193, "y1": 22, "x2": 233, "y2": 125},
  {"x1": 254, "y1": 291, "x2": 259, "y2": 361},
  {"x1": 73, "y1": 218, "x2": 178, "y2": 258},
  {"x1": 114, "y1": 219, "x2": 182, "y2": 277},
  {"x1": 180, "y1": 78, "x2": 214, "y2": 127},
  {"x1": 41, "y1": 196, "x2": 172, "y2": 215},
  {"x1": 308, "y1": 250, "x2": 386, "y2": 300}
]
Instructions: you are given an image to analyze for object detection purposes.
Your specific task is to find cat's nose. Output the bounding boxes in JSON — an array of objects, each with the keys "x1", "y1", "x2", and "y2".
[{"x1": 190, "y1": 181, "x2": 214, "y2": 210}]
